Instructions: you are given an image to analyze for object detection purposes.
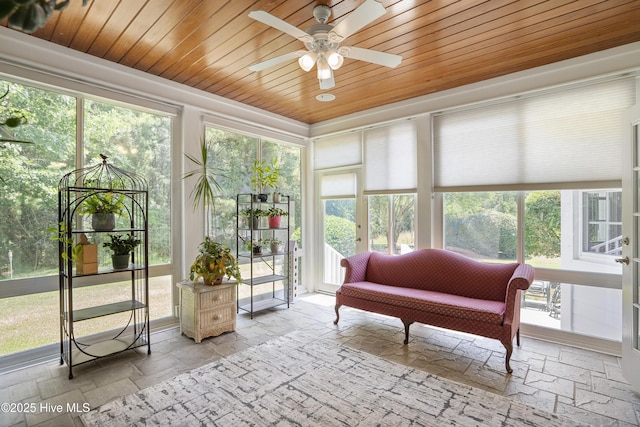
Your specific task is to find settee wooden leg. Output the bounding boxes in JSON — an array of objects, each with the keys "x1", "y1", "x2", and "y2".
[
  {"x1": 333, "y1": 305, "x2": 341, "y2": 325},
  {"x1": 503, "y1": 342, "x2": 514, "y2": 374},
  {"x1": 401, "y1": 319, "x2": 413, "y2": 345},
  {"x1": 516, "y1": 328, "x2": 520, "y2": 347}
]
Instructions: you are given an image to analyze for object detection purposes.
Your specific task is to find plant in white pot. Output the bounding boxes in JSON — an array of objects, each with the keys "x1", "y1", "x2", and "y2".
[
  {"x1": 263, "y1": 237, "x2": 283, "y2": 254},
  {"x1": 103, "y1": 233, "x2": 141, "y2": 271},
  {"x1": 240, "y1": 207, "x2": 267, "y2": 229}
]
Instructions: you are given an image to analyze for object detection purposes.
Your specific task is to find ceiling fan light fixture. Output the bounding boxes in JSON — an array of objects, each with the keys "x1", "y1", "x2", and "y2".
[
  {"x1": 298, "y1": 52, "x2": 317, "y2": 72},
  {"x1": 326, "y1": 50, "x2": 344, "y2": 70},
  {"x1": 316, "y1": 56, "x2": 332, "y2": 80}
]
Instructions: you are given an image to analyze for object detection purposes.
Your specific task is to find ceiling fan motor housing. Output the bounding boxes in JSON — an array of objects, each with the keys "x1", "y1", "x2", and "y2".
[{"x1": 313, "y1": 5, "x2": 331, "y2": 24}]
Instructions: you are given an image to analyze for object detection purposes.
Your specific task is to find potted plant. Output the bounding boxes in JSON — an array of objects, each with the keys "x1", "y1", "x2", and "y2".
[
  {"x1": 250, "y1": 158, "x2": 280, "y2": 202},
  {"x1": 103, "y1": 233, "x2": 141, "y2": 270},
  {"x1": 262, "y1": 237, "x2": 283, "y2": 254},
  {"x1": 78, "y1": 191, "x2": 126, "y2": 231},
  {"x1": 272, "y1": 188, "x2": 282, "y2": 203},
  {"x1": 244, "y1": 239, "x2": 263, "y2": 256},
  {"x1": 266, "y1": 206, "x2": 289, "y2": 228},
  {"x1": 241, "y1": 207, "x2": 267, "y2": 229},
  {"x1": 189, "y1": 237, "x2": 241, "y2": 286}
]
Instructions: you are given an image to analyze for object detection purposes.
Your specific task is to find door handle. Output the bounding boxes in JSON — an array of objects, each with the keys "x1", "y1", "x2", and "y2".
[{"x1": 616, "y1": 256, "x2": 630, "y2": 265}]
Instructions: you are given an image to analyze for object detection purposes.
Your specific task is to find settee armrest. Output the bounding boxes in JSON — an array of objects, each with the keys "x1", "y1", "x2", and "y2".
[
  {"x1": 340, "y1": 252, "x2": 372, "y2": 284},
  {"x1": 503, "y1": 263, "x2": 535, "y2": 325}
]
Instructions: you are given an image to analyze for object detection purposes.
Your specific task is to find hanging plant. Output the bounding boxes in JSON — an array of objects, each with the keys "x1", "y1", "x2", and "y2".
[{"x1": 0, "y1": 0, "x2": 91, "y2": 34}]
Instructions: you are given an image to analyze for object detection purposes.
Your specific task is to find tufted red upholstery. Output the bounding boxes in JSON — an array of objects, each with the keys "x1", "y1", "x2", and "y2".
[
  {"x1": 365, "y1": 250, "x2": 518, "y2": 302},
  {"x1": 335, "y1": 249, "x2": 535, "y2": 373}
]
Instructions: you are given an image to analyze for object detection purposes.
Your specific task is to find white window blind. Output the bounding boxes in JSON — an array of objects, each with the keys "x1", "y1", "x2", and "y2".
[
  {"x1": 320, "y1": 172, "x2": 357, "y2": 198},
  {"x1": 433, "y1": 78, "x2": 636, "y2": 192},
  {"x1": 364, "y1": 121, "x2": 417, "y2": 194},
  {"x1": 313, "y1": 132, "x2": 361, "y2": 169}
]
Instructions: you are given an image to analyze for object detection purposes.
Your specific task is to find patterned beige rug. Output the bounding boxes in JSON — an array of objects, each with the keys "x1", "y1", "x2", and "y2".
[{"x1": 81, "y1": 332, "x2": 578, "y2": 426}]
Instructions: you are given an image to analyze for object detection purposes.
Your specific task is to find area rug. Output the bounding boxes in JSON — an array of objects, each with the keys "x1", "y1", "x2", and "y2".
[{"x1": 81, "y1": 332, "x2": 578, "y2": 426}]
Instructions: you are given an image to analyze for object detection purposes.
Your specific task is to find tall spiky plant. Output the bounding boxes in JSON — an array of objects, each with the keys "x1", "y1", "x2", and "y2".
[{"x1": 183, "y1": 137, "x2": 224, "y2": 235}]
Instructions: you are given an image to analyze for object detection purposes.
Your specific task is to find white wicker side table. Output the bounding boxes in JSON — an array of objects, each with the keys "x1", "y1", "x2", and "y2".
[{"x1": 177, "y1": 280, "x2": 236, "y2": 343}]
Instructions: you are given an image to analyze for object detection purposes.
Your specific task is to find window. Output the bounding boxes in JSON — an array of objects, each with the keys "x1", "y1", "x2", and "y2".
[
  {"x1": 443, "y1": 190, "x2": 622, "y2": 341},
  {"x1": 582, "y1": 190, "x2": 622, "y2": 257},
  {"x1": 435, "y1": 76, "x2": 634, "y2": 343},
  {"x1": 0, "y1": 82, "x2": 75, "y2": 280},
  {"x1": 444, "y1": 192, "x2": 517, "y2": 262},
  {"x1": 0, "y1": 79, "x2": 174, "y2": 357},
  {"x1": 368, "y1": 194, "x2": 415, "y2": 254},
  {"x1": 203, "y1": 125, "x2": 302, "y2": 298}
]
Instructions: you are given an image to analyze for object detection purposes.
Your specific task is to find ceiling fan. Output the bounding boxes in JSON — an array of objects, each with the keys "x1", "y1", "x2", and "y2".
[{"x1": 248, "y1": 0, "x2": 402, "y2": 90}]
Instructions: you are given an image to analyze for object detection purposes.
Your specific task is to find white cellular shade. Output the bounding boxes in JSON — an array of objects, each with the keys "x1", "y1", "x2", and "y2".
[
  {"x1": 313, "y1": 132, "x2": 362, "y2": 170},
  {"x1": 364, "y1": 121, "x2": 417, "y2": 193},
  {"x1": 320, "y1": 172, "x2": 357, "y2": 198},
  {"x1": 433, "y1": 78, "x2": 635, "y2": 191}
]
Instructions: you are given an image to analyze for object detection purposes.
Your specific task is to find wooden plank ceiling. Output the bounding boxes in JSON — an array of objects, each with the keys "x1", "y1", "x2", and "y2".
[{"x1": 3, "y1": 0, "x2": 640, "y2": 124}]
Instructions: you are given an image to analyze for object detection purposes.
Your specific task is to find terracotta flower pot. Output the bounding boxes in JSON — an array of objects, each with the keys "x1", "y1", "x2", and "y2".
[{"x1": 268, "y1": 215, "x2": 281, "y2": 228}]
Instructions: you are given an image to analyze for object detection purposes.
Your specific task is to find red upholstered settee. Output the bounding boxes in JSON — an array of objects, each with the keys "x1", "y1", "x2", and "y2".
[{"x1": 333, "y1": 249, "x2": 535, "y2": 373}]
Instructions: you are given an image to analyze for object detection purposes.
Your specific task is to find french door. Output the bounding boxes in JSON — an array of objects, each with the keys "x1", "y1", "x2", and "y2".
[
  {"x1": 316, "y1": 169, "x2": 364, "y2": 293},
  {"x1": 622, "y1": 103, "x2": 640, "y2": 390}
]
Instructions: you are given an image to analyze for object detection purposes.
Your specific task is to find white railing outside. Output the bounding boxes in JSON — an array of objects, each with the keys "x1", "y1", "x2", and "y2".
[{"x1": 324, "y1": 243, "x2": 346, "y2": 286}]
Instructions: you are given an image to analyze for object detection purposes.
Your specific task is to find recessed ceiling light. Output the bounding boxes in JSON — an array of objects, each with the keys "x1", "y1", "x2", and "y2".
[{"x1": 316, "y1": 93, "x2": 335, "y2": 102}]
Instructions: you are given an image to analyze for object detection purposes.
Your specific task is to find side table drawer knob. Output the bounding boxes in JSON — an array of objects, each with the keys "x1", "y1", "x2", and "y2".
[{"x1": 212, "y1": 314, "x2": 221, "y2": 321}]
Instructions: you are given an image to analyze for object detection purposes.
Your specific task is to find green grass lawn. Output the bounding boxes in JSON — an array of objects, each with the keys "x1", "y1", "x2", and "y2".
[{"x1": 0, "y1": 276, "x2": 172, "y2": 356}]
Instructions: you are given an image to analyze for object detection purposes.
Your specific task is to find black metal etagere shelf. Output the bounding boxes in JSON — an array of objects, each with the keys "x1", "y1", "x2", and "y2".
[
  {"x1": 236, "y1": 193, "x2": 291, "y2": 318},
  {"x1": 58, "y1": 156, "x2": 150, "y2": 379}
]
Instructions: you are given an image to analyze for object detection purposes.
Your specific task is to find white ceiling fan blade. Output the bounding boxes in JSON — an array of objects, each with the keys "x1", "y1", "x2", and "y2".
[
  {"x1": 249, "y1": 11, "x2": 314, "y2": 44},
  {"x1": 319, "y1": 70, "x2": 335, "y2": 90},
  {"x1": 340, "y1": 46, "x2": 402, "y2": 68},
  {"x1": 329, "y1": 0, "x2": 386, "y2": 43},
  {"x1": 249, "y1": 50, "x2": 306, "y2": 72}
]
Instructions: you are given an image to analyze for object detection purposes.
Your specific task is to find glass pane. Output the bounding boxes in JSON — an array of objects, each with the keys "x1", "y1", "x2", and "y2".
[
  {"x1": 0, "y1": 81, "x2": 76, "y2": 280},
  {"x1": 205, "y1": 127, "x2": 258, "y2": 250},
  {"x1": 368, "y1": 195, "x2": 389, "y2": 253},
  {"x1": 521, "y1": 281, "x2": 622, "y2": 342},
  {"x1": 84, "y1": 99, "x2": 173, "y2": 265},
  {"x1": 581, "y1": 191, "x2": 622, "y2": 256},
  {"x1": 324, "y1": 199, "x2": 356, "y2": 285},
  {"x1": 444, "y1": 192, "x2": 517, "y2": 262},
  {"x1": 368, "y1": 194, "x2": 415, "y2": 254},
  {"x1": 263, "y1": 140, "x2": 302, "y2": 248}
]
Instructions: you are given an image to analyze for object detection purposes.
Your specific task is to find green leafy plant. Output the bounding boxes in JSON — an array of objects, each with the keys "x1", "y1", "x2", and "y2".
[
  {"x1": 183, "y1": 138, "x2": 225, "y2": 235},
  {"x1": 266, "y1": 207, "x2": 288, "y2": 218},
  {"x1": 0, "y1": 0, "x2": 91, "y2": 34},
  {"x1": 244, "y1": 239, "x2": 263, "y2": 253},
  {"x1": 49, "y1": 222, "x2": 82, "y2": 262},
  {"x1": 189, "y1": 237, "x2": 241, "y2": 285},
  {"x1": 261, "y1": 237, "x2": 282, "y2": 246},
  {"x1": 240, "y1": 207, "x2": 267, "y2": 218},
  {"x1": 250, "y1": 158, "x2": 280, "y2": 194},
  {"x1": 0, "y1": 86, "x2": 31, "y2": 145},
  {"x1": 102, "y1": 234, "x2": 141, "y2": 256},
  {"x1": 77, "y1": 192, "x2": 126, "y2": 216}
]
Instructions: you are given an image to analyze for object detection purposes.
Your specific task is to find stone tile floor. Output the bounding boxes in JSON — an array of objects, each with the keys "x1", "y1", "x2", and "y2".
[{"x1": 1, "y1": 293, "x2": 639, "y2": 426}]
